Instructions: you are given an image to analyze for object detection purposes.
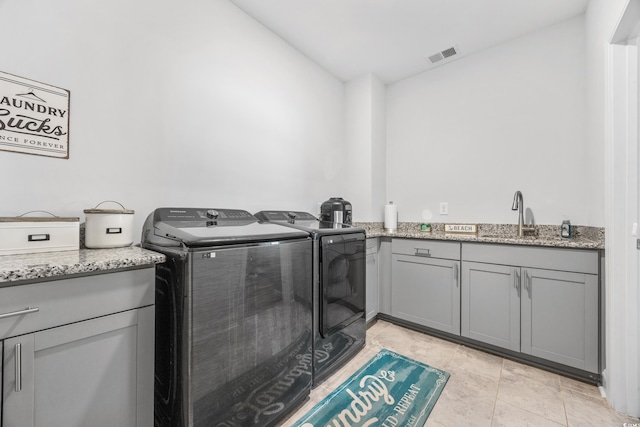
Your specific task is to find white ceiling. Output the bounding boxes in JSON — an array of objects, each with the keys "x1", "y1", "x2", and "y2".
[{"x1": 228, "y1": 0, "x2": 591, "y2": 83}]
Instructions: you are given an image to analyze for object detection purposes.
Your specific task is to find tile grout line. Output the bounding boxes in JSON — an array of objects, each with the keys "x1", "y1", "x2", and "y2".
[
  {"x1": 443, "y1": 342, "x2": 461, "y2": 371},
  {"x1": 562, "y1": 388, "x2": 570, "y2": 426},
  {"x1": 429, "y1": 342, "x2": 459, "y2": 427},
  {"x1": 557, "y1": 376, "x2": 571, "y2": 426},
  {"x1": 489, "y1": 357, "x2": 505, "y2": 426}
]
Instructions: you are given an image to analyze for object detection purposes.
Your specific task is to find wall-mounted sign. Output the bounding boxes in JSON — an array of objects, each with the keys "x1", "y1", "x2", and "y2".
[
  {"x1": 0, "y1": 71, "x2": 70, "y2": 159},
  {"x1": 445, "y1": 224, "x2": 477, "y2": 234}
]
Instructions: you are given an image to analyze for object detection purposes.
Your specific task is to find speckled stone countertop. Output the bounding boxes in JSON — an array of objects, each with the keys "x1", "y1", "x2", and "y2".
[
  {"x1": 354, "y1": 222, "x2": 605, "y2": 250},
  {"x1": 0, "y1": 246, "x2": 166, "y2": 284}
]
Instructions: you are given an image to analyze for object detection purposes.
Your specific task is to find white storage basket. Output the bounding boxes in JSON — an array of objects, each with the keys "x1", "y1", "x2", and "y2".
[
  {"x1": 84, "y1": 201, "x2": 135, "y2": 249},
  {"x1": 0, "y1": 212, "x2": 79, "y2": 255}
]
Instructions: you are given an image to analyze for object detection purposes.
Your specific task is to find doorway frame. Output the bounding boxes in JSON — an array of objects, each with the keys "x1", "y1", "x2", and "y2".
[{"x1": 605, "y1": 0, "x2": 640, "y2": 417}]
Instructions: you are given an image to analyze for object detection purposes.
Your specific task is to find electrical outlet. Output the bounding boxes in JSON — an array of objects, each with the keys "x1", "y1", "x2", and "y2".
[{"x1": 439, "y1": 202, "x2": 449, "y2": 215}]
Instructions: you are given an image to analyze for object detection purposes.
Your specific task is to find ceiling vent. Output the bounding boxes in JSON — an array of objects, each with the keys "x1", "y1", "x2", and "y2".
[{"x1": 428, "y1": 46, "x2": 459, "y2": 64}]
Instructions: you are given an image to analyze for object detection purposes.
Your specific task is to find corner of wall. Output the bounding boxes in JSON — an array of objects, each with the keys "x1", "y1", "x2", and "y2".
[{"x1": 345, "y1": 73, "x2": 387, "y2": 221}]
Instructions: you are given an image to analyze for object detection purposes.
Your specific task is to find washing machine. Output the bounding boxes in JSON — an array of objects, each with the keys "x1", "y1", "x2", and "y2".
[{"x1": 142, "y1": 207, "x2": 313, "y2": 427}]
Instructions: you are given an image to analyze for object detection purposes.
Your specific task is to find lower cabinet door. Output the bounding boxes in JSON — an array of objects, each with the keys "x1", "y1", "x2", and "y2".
[
  {"x1": 521, "y1": 268, "x2": 599, "y2": 373},
  {"x1": 461, "y1": 262, "x2": 521, "y2": 352},
  {"x1": 366, "y1": 239, "x2": 379, "y2": 322},
  {"x1": 3, "y1": 307, "x2": 154, "y2": 427},
  {"x1": 391, "y1": 254, "x2": 460, "y2": 335}
]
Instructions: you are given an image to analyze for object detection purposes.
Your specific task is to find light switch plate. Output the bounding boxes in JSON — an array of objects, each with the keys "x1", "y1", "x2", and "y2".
[{"x1": 439, "y1": 202, "x2": 449, "y2": 215}]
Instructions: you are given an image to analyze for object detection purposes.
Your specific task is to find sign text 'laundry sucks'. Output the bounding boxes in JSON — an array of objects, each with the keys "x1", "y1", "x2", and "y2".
[{"x1": 0, "y1": 71, "x2": 70, "y2": 159}]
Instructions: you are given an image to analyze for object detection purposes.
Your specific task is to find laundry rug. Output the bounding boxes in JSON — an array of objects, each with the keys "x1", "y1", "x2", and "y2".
[{"x1": 291, "y1": 349, "x2": 449, "y2": 427}]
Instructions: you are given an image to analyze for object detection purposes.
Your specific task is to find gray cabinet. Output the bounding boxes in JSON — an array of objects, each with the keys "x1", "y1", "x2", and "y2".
[
  {"x1": 378, "y1": 237, "x2": 392, "y2": 315},
  {"x1": 461, "y1": 262, "x2": 520, "y2": 352},
  {"x1": 522, "y1": 267, "x2": 598, "y2": 372},
  {"x1": 366, "y1": 238, "x2": 379, "y2": 323},
  {"x1": 1, "y1": 268, "x2": 155, "y2": 427},
  {"x1": 391, "y1": 239, "x2": 461, "y2": 335},
  {"x1": 461, "y1": 243, "x2": 599, "y2": 373}
]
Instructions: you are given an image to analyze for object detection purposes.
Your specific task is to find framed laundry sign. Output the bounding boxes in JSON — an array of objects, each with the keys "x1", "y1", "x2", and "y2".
[{"x1": 0, "y1": 71, "x2": 70, "y2": 159}]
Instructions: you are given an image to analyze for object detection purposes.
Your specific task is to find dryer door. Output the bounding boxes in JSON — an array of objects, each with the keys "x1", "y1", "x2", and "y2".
[{"x1": 319, "y1": 233, "x2": 366, "y2": 338}]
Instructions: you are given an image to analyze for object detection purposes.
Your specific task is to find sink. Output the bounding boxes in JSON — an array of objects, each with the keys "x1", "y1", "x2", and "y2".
[
  {"x1": 478, "y1": 234, "x2": 515, "y2": 239},
  {"x1": 479, "y1": 234, "x2": 565, "y2": 242}
]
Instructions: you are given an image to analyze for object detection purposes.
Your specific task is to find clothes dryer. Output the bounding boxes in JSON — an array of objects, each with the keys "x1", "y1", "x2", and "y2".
[{"x1": 254, "y1": 210, "x2": 366, "y2": 387}]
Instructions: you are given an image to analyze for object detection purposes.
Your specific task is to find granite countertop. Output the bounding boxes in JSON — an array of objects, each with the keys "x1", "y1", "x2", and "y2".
[
  {"x1": 355, "y1": 222, "x2": 605, "y2": 250},
  {"x1": 0, "y1": 246, "x2": 166, "y2": 284},
  {"x1": 0, "y1": 221, "x2": 602, "y2": 284}
]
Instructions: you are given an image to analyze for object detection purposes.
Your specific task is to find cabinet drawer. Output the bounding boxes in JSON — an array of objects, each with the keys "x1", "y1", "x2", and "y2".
[
  {"x1": 0, "y1": 268, "x2": 154, "y2": 340},
  {"x1": 462, "y1": 243, "x2": 598, "y2": 274},
  {"x1": 392, "y1": 238, "x2": 460, "y2": 260}
]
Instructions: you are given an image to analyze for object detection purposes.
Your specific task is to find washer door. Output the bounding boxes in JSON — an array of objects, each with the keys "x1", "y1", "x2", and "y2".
[{"x1": 319, "y1": 233, "x2": 366, "y2": 338}]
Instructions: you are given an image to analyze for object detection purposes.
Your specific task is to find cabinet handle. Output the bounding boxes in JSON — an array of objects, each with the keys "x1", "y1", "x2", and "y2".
[
  {"x1": 514, "y1": 269, "x2": 521, "y2": 297},
  {"x1": 524, "y1": 270, "x2": 531, "y2": 297},
  {"x1": 0, "y1": 306, "x2": 40, "y2": 320},
  {"x1": 15, "y1": 343, "x2": 22, "y2": 392},
  {"x1": 454, "y1": 263, "x2": 459, "y2": 287},
  {"x1": 414, "y1": 248, "x2": 431, "y2": 257}
]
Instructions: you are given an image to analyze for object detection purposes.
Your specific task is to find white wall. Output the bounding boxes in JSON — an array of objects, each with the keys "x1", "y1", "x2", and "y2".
[
  {"x1": 344, "y1": 73, "x2": 387, "y2": 221},
  {"x1": 371, "y1": 75, "x2": 387, "y2": 221},
  {"x1": 386, "y1": 16, "x2": 589, "y2": 225},
  {"x1": 0, "y1": 0, "x2": 346, "y2": 238},
  {"x1": 345, "y1": 75, "x2": 373, "y2": 219}
]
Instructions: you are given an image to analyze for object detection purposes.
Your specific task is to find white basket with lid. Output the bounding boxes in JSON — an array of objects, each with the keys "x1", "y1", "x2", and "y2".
[
  {"x1": 0, "y1": 211, "x2": 79, "y2": 255},
  {"x1": 84, "y1": 201, "x2": 134, "y2": 249}
]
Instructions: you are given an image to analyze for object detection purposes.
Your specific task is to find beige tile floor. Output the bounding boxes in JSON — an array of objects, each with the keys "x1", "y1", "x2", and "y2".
[{"x1": 279, "y1": 320, "x2": 640, "y2": 427}]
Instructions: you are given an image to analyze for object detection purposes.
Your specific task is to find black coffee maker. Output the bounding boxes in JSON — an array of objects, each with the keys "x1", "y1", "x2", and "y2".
[{"x1": 320, "y1": 197, "x2": 352, "y2": 225}]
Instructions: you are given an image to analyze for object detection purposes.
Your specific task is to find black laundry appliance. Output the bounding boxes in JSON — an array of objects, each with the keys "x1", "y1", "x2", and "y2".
[
  {"x1": 254, "y1": 210, "x2": 366, "y2": 387},
  {"x1": 141, "y1": 208, "x2": 313, "y2": 427}
]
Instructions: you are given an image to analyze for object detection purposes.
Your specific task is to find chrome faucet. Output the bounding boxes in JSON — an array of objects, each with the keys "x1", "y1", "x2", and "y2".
[{"x1": 511, "y1": 191, "x2": 535, "y2": 237}]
